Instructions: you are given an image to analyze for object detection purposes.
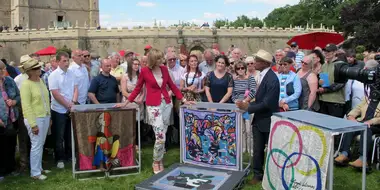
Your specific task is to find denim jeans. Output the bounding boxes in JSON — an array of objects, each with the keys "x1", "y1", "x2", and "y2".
[
  {"x1": 24, "y1": 116, "x2": 50, "y2": 177},
  {"x1": 51, "y1": 110, "x2": 72, "y2": 162}
]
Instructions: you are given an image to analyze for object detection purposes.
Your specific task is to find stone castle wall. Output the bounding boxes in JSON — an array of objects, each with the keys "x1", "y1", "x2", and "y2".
[{"x1": 0, "y1": 25, "x2": 336, "y2": 62}]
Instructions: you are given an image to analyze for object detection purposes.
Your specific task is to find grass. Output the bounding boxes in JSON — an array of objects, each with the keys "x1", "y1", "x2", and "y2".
[{"x1": 1, "y1": 145, "x2": 380, "y2": 190}]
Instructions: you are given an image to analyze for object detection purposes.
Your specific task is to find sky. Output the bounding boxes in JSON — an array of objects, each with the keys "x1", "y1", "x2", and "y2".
[{"x1": 99, "y1": 0, "x2": 300, "y2": 28}]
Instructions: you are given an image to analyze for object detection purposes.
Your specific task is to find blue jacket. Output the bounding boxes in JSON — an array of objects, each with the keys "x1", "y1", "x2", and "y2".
[
  {"x1": 0, "y1": 76, "x2": 21, "y2": 126},
  {"x1": 277, "y1": 71, "x2": 302, "y2": 110}
]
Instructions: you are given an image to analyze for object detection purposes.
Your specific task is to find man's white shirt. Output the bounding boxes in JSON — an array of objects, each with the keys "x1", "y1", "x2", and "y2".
[
  {"x1": 69, "y1": 62, "x2": 90, "y2": 104},
  {"x1": 48, "y1": 66, "x2": 78, "y2": 114}
]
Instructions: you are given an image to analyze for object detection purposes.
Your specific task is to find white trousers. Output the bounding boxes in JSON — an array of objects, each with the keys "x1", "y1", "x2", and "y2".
[
  {"x1": 24, "y1": 116, "x2": 50, "y2": 177},
  {"x1": 242, "y1": 119, "x2": 254, "y2": 155}
]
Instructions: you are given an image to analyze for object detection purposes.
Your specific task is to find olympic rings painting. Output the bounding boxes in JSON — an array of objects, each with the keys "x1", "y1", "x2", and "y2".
[{"x1": 262, "y1": 116, "x2": 333, "y2": 190}]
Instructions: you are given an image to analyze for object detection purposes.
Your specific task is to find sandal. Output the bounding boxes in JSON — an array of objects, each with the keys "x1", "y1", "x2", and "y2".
[
  {"x1": 152, "y1": 162, "x2": 160, "y2": 174},
  {"x1": 32, "y1": 175, "x2": 47, "y2": 180}
]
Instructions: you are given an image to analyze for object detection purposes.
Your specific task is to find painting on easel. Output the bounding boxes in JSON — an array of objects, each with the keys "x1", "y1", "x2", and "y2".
[{"x1": 181, "y1": 108, "x2": 241, "y2": 171}]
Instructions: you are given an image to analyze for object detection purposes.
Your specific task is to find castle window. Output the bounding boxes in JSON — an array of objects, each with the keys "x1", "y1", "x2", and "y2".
[{"x1": 57, "y1": 16, "x2": 64, "y2": 22}]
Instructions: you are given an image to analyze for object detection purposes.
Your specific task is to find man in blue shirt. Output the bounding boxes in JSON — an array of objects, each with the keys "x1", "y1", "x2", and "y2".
[{"x1": 88, "y1": 59, "x2": 120, "y2": 104}]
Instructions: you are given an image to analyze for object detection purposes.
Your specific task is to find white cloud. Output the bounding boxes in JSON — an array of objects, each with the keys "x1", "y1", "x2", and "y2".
[
  {"x1": 136, "y1": 2, "x2": 156, "y2": 7},
  {"x1": 203, "y1": 12, "x2": 223, "y2": 19}
]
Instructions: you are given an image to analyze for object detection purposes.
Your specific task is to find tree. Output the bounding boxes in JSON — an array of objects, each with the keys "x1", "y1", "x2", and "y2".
[
  {"x1": 340, "y1": 0, "x2": 380, "y2": 50},
  {"x1": 263, "y1": 0, "x2": 359, "y2": 30},
  {"x1": 170, "y1": 22, "x2": 197, "y2": 27},
  {"x1": 57, "y1": 45, "x2": 72, "y2": 58},
  {"x1": 213, "y1": 16, "x2": 263, "y2": 28}
]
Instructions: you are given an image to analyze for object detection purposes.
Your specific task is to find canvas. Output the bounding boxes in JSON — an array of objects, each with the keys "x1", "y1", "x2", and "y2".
[
  {"x1": 152, "y1": 166, "x2": 230, "y2": 190},
  {"x1": 262, "y1": 116, "x2": 333, "y2": 190},
  {"x1": 136, "y1": 163, "x2": 246, "y2": 190},
  {"x1": 181, "y1": 108, "x2": 241, "y2": 171},
  {"x1": 71, "y1": 110, "x2": 136, "y2": 171}
]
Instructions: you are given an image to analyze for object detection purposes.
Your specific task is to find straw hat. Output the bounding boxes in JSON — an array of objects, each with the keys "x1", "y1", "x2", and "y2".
[
  {"x1": 20, "y1": 58, "x2": 42, "y2": 73},
  {"x1": 19, "y1": 54, "x2": 31, "y2": 65},
  {"x1": 254, "y1": 49, "x2": 273, "y2": 64}
]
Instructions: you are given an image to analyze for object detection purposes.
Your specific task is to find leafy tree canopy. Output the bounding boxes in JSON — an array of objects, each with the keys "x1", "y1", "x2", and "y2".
[
  {"x1": 340, "y1": 0, "x2": 380, "y2": 50},
  {"x1": 214, "y1": 15, "x2": 263, "y2": 28}
]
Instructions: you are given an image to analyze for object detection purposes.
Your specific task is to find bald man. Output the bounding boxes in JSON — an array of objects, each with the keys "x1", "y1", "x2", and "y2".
[{"x1": 88, "y1": 59, "x2": 120, "y2": 104}]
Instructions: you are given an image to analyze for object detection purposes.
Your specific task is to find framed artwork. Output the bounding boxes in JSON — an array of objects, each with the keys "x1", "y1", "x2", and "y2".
[
  {"x1": 262, "y1": 116, "x2": 333, "y2": 190},
  {"x1": 181, "y1": 108, "x2": 241, "y2": 171},
  {"x1": 136, "y1": 163, "x2": 246, "y2": 190},
  {"x1": 71, "y1": 110, "x2": 136, "y2": 171}
]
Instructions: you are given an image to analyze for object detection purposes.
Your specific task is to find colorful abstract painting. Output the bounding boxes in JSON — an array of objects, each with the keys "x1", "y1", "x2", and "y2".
[
  {"x1": 71, "y1": 110, "x2": 136, "y2": 171},
  {"x1": 152, "y1": 166, "x2": 231, "y2": 190},
  {"x1": 262, "y1": 116, "x2": 332, "y2": 190},
  {"x1": 181, "y1": 108, "x2": 241, "y2": 171}
]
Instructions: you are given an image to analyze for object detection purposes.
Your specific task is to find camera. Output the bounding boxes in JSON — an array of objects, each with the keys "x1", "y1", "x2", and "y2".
[{"x1": 335, "y1": 61, "x2": 380, "y2": 99}]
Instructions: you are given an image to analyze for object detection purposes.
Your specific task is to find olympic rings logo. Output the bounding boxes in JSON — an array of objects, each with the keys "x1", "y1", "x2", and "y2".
[{"x1": 265, "y1": 120, "x2": 327, "y2": 190}]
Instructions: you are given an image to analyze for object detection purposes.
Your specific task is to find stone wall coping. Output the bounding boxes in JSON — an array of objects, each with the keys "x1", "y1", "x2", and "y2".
[{"x1": 0, "y1": 26, "x2": 340, "y2": 40}]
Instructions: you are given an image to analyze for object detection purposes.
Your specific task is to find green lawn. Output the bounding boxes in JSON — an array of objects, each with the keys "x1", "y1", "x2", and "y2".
[{"x1": 1, "y1": 146, "x2": 380, "y2": 190}]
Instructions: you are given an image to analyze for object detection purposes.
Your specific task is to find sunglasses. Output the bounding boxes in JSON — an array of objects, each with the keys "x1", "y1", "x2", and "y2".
[
  {"x1": 84, "y1": 55, "x2": 90, "y2": 58},
  {"x1": 31, "y1": 67, "x2": 41, "y2": 71},
  {"x1": 168, "y1": 58, "x2": 176, "y2": 62},
  {"x1": 236, "y1": 67, "x2": 245, "y2": 71},
  {"x1": 301, "y1": 61, "x2": 309, "y2": 65},
  {"x1": 278, "y1": 64, "x2": 289, "y2": 66},
  {"x1": 247, "y1": 62, "x2": 254, "y2": 65},
  {"x1": 230, "y1": 62, "x2": 235, "y2": 65}
]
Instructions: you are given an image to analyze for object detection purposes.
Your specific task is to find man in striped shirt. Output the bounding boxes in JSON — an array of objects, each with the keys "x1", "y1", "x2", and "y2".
[{"x1": 290, "y1": 42, "x2": 305, "y2": 70}]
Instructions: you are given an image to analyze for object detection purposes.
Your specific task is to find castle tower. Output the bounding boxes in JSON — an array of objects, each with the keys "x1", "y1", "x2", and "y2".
[
  {"x1": 11, "y1": 0, "x2": 30, "y2": 28},
  {"x1": 89, "y1": 0, "x2": 100, "y2": 27},
  {"x1": 4, "y1": 0, "x2": 99, "y2": 29},
  {"x1": 0, "y1": 0, "x2": 11, "y2": 27}
]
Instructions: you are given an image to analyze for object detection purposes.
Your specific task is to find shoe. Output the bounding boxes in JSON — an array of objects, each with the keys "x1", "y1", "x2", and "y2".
[
  {"x1": 334, "y1": 154, "x2": 349, "y2": 166},
  {"x1": 32, "y1": 175, "x2": 47, "y2": 180},
  {"x1": 248, "y1": 178, "x2": 262, "y2": 185},
  {"x1": 349, "y1": 159, "x2": 368, "y2": 168},
  {"x1": 152, "y1": 162, "x2": 160, "y2": 174},
  {"x1": 57, "y1": 162, "x2": 65, "y2": 169},
  {"x1": 41, "y1": 170, "x2": 51, "y2": 174}
]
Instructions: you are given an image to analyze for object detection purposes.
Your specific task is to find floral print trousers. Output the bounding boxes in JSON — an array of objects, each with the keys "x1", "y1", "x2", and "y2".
[{"x1": 146, "y1": 100, "x2": 173, "y2": 161}]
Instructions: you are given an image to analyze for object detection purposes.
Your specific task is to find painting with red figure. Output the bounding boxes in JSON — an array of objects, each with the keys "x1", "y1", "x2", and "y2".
[{"x1": 71, "y1": 110, "x2": 136, "y2": 171}]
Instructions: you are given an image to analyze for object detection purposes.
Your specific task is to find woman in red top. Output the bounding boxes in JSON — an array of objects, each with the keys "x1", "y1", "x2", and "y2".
[{"x1": 115, "y1": 49, "x2": 192, "y2": 174}]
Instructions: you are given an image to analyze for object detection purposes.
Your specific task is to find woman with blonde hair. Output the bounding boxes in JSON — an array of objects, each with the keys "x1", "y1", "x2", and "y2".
[
  {"x1": 115, "y1": 49, "x2": 193, "y2": 174},
  {"x1": 190, "y1": 50, "x2": 204, "y2": 63},
  {"x1": 245, "y1": 56, "x2": 260, "y2": 84},
  {"x1": 20, "y1": 58, "x2": 51, "y2": 180}
]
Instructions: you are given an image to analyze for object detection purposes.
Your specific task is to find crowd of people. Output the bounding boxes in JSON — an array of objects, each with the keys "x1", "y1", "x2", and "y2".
[{"x1": 1, "y1": 41, "x2": 380, "y2": 185}]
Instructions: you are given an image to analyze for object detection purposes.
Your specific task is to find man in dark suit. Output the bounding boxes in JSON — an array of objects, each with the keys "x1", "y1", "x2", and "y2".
[{"x1": 236, "y1": 49, "x2": 280, "y2": 185}]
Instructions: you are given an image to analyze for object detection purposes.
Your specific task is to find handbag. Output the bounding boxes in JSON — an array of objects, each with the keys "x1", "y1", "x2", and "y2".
[{"x1": 286, "y1": 82, "x2": 295, "y2": 96}]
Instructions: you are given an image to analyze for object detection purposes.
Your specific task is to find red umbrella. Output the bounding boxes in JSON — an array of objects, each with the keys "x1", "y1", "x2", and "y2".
[
  {"x1": 35, "y1": 46, "x2": 57, "y2": 56},
  {"x1": 287, "y1": 32, "x2": 344, "y2": 50}
]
